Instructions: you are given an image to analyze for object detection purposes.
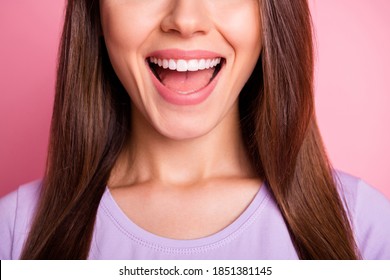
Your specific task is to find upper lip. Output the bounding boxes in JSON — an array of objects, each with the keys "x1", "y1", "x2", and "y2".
[{"x1": 146, "y1": 49, "x2": 224, "y2": 60}]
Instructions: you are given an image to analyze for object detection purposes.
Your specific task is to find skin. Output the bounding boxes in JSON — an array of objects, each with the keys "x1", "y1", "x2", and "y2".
[{"x1": 100, "y1": 0, "x2": 263, "y2": 239}]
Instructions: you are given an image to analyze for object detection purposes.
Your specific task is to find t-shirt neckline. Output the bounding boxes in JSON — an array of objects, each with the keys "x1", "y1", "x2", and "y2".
[{"x1": 101, "y1": 182, "x2": 269, "y2": 251}]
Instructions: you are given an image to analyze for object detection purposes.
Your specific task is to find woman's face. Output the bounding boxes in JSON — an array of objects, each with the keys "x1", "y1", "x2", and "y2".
[{"x1": 100, "y1": 0, "x2": 262, "y2": 140}]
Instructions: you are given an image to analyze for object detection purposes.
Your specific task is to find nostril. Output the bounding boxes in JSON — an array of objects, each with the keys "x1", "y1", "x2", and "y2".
[{"x1": 160, "y1": 2, "x2": 211, "y2": 37}]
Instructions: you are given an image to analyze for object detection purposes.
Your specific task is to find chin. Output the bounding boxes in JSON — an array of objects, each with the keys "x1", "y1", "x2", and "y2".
[{"x1": 153, "y1": 119, "x2": 217, "y2": 141}]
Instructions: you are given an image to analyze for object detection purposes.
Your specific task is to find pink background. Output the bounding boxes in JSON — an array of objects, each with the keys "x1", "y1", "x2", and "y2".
[{"x1": 0, "y1": 1, "x2": 389, "y2": 199}]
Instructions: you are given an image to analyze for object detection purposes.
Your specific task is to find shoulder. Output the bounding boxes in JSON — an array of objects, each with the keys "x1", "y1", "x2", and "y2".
[
  {"x1": 0, "y1": 180, "x2": 42, "y2": 260},
  {"x1": 333, "y1": 170, "x2": 390, "y2": 259}
]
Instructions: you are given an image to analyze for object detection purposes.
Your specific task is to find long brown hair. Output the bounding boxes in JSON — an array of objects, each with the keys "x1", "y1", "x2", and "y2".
[{"x1": 21, "y1": 0, "x2": 360, "y2": 259}]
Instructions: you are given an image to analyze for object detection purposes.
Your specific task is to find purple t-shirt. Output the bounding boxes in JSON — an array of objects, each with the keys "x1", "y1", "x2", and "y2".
[{"x1": 1, "y1": 171, "x2": 390, "y2": 259}]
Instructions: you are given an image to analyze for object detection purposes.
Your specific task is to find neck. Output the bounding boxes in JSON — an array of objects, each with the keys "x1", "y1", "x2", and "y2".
[{"x1": 109, "y1": 104, "x2": 255, "y2": 188}]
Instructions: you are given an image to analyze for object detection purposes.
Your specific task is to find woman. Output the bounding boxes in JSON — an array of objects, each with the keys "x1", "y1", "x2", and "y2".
[{"x1": 1, "y1": 0, "x2": 389, "y2": 260}]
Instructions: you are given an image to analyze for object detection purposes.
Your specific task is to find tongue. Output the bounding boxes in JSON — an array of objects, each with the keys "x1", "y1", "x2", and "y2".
[{"x1": 158, "y1": 68, "x2": 214, "y2": 93}]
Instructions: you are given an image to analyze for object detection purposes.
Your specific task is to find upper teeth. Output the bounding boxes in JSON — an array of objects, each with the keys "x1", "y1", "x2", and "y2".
[{"x1": 149, "y1": 57, "x2": 222, "y2": 72}]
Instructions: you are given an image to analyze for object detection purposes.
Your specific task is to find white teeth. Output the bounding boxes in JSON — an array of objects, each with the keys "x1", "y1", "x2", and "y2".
[
  {"x1": 162, "y1": 59, "x2": 169, "y2": 69},
  {"x1": 149, "y1": 57, "x2": 222, "y2": 72},
  {"x1": 205, "y1": 59, "x2": 211, "y2": 69},
  {"x1": 198, "y1": 59, "x2": 206, "y2": 70},
  {"x1": 176, "y1": 60, "x2": 188, "y2": 72},
  {"x1": 168, "y1": 59, "x2": 176, "y2": 70},
  {"x1": 187, "y1": 59, "x2": 199, "y2": 71}
]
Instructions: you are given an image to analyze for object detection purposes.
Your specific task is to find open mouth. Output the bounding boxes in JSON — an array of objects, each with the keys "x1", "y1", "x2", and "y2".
[{"x1": 147, "y1": 57, "x2": 225, "y2": 94}]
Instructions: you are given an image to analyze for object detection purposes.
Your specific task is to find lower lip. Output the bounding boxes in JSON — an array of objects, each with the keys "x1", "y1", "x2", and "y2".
[{"x1": 148, "y1": 64, "x2": 223, "y2": 106}]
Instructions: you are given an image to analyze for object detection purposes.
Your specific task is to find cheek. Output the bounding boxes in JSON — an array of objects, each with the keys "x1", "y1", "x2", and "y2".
[
  {"x1": 100, "y1": 7, "x2": 149, "y2": 54},
  {"x1": 100, "y1": 4, "x2": 160, "y2": 108},
  {"x1": 100, "y1": 6, "x2": 144, "y2": 89},
  {"x1": 214, "y1": 1, "x2": 262, "y2": 55},
  {"x1": 100, "y1": 1, "x2": 169, "y2": 51},
  {"x1": 220, "y1": 4, "x2": 262, "y2": 93}
]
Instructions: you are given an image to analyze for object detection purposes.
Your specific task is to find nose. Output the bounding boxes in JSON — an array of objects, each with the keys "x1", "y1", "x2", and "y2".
[{"x1": 161, "y1": 0, "x2": 211, "y2": 38}]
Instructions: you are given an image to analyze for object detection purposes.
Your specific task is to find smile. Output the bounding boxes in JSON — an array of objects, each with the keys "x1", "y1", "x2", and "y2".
[
  {"x1": 146, "y1": 50, "x2": 225, "y2": 105},
  {"x1": 149, "y1": 57, "x2": 222, "y2": 72}
]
